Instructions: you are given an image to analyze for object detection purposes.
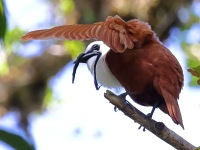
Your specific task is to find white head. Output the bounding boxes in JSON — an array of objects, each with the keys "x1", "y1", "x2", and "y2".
[
  {"x1": 85, "y1": 41, "x2": 110, "y2": 74},
  {"x1": 72, "y1": 41, "x2": 122, "y2": 90},
  {"x1": 85, "y1": 41, "x2": 110, "y2": 55}
]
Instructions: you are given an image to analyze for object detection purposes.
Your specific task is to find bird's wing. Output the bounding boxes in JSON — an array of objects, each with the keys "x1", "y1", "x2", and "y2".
[
  {"x1": 153, "y1": 75, "x2": 184, "y2": 129},
  {"x1": 22, "y1": 15, "x2": 155, "y2": 53}
]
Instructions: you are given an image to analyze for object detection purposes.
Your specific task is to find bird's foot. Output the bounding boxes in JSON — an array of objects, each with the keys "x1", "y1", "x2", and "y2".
[
  {"x1": 114, "y1": 92, "x2": 129, "y2": 112},
  {"x1": 138, "y1": 125, "x2": 146, "y2": 132},
  {"x1": 138, "y1": 102, "x2": 160, "y2": 132},
  {"x1": 138, "y1": 113, "x2": 152, "y2": 132}
]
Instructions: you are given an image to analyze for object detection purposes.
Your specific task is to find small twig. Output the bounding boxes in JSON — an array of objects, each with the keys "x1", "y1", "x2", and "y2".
[{"x1": 104, "y1": 90, "x2": 197, "y2": 150}]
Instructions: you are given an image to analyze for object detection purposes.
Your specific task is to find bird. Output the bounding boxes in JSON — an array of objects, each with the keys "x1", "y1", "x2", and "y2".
[{"x1": 22, "y1": 15, "x2": 184, "y2": 129}]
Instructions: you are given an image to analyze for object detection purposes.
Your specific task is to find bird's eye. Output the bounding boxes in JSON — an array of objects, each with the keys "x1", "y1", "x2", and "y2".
[{"x1": 91, "y1": 44, "x2": 100, "y2": 51}]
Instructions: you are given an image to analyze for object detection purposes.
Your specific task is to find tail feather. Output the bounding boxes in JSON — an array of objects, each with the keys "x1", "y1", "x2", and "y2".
[
  {"x1": 162, "y1": 88, "x2": 184, "y2": 129},
  {"x1": 154, "y1": 77, "x2": 184, "y2": 129}
]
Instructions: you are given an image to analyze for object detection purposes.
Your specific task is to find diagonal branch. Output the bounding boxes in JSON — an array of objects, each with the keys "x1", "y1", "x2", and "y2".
[{"x1": 104, "y1": 90, "x2": 197, "y2": 150}]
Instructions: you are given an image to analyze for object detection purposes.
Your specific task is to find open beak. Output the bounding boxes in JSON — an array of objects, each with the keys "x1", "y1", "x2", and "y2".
[{"x1": 72, "y1": 50, "x2": 102, "y2": 90}]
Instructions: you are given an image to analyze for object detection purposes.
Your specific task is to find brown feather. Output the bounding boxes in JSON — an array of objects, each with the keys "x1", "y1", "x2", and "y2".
[
  {"x1": 105, "y1": 42, "x2": 184, "y2": 128},
  {"x1": 22, "y1": 15, "x2": 157, "y2": 53}
]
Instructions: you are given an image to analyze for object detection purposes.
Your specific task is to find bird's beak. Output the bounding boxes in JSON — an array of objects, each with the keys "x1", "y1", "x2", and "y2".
[{"x1": 72, "y1": 50, "x2": 102, "y2": 88}]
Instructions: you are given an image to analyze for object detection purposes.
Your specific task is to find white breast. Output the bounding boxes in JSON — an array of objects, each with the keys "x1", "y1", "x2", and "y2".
[{"x1": 87, "y1": 51, "x2": 122, "y2": 89}]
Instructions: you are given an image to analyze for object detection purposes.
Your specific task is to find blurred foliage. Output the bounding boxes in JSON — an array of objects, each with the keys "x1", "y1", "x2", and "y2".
[
  {"x1": 4, "y1": 27, "x2": 24, "y2": 53},
  {"x1": 0, "y1": 0, "x2": 6, "y2": 40},
  {"x1": 188, "y1": 66, "x2": 200, "y2": 85},
  {"x1": 0, "y1": 60, "x2": 9, "y2": 76},
  {"x1": 0, "y1": 129, "x2": 35, "y2": 150},
  {"x1": 64, "y1": 40, "x2": 85, "y2": 59},
  {"x1": 43, "y1": 87, "x2": 54, "y2": 108},
  {"x1": 178, "y1": 4, "x2": 200, "y2": 86},
  {"x1": 0, "y1": 50, "x2": 9, "y2": 76},
  {"x1": 184, "y1": 43, "x2": 200, "y2": 85},
  {"x1": 60, "y1": 0, "x2": 75, "y2": 14}
]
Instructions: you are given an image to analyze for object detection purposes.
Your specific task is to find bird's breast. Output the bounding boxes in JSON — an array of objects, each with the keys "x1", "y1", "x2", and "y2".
[{"x1": 96, "y1": 55, "x2": 122, "y2": 89}]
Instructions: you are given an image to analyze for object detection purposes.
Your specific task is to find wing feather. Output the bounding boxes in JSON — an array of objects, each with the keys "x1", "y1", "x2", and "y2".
[
  {"x1": 22, "y1": 15, "x2": 156, "y2": 53},
  {"x1": 102, "y1": 28, "x2": 111, "y2": 49},
  {"x1": 54, "y1": 27, "x2": 68, "y2": 39},
  {"x1": 43, "y1": 26, "x2": 66, "y2": 39},
  {"x1": 68, "y1": 26, "x2": 81, "y2": 39}
]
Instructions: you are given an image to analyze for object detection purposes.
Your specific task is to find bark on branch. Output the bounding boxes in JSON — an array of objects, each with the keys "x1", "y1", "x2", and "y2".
[{"x1": 104, "y1": 90, "x2": 197, "y2": 150}]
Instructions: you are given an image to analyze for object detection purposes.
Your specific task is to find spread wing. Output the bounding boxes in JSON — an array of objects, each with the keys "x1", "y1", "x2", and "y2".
[{"x1": 22, "y1": 15, "x2": 155, "y2": 53}]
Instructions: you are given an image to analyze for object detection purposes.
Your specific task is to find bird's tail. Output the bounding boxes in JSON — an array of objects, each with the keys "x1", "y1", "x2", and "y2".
[
  {"x1": 159, "y1": 99, "x2": 184, "y2": 129},
  {"x1": 159, "y1": 88, "x2": 184, "y2": 129},
  {"x1": 154, "y1": 77, "x2": 184, "y2": 129}
]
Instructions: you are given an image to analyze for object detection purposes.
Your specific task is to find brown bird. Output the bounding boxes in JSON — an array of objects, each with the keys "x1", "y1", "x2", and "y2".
[{"x1": 22, "y1": 15, "x2": 184, "y2": 129}]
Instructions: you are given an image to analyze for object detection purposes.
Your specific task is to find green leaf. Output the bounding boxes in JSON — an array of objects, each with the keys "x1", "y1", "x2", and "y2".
[
  {"x1": 188, "y1": 66, "x2": 200, "y2": 85},
  {"x1": 0, "y1": 129, "x2": 34, "y2": 150},
  {"x1": 0, "y1": 0, "x2": 7, "y2": 40}
]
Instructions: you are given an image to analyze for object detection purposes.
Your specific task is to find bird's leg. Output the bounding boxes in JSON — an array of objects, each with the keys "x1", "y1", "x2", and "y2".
[
  {"x1": 114, "y1": 92, "x2": 129, "y2": 112},
  {"x1": 138, "y1": 102, "x2": 160, "y2": 131}
]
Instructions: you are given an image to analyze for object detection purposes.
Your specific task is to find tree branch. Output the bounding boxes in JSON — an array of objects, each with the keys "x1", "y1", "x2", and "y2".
[{"x1": 104, "y1": 90, "x2": 197, "y2": 150}]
